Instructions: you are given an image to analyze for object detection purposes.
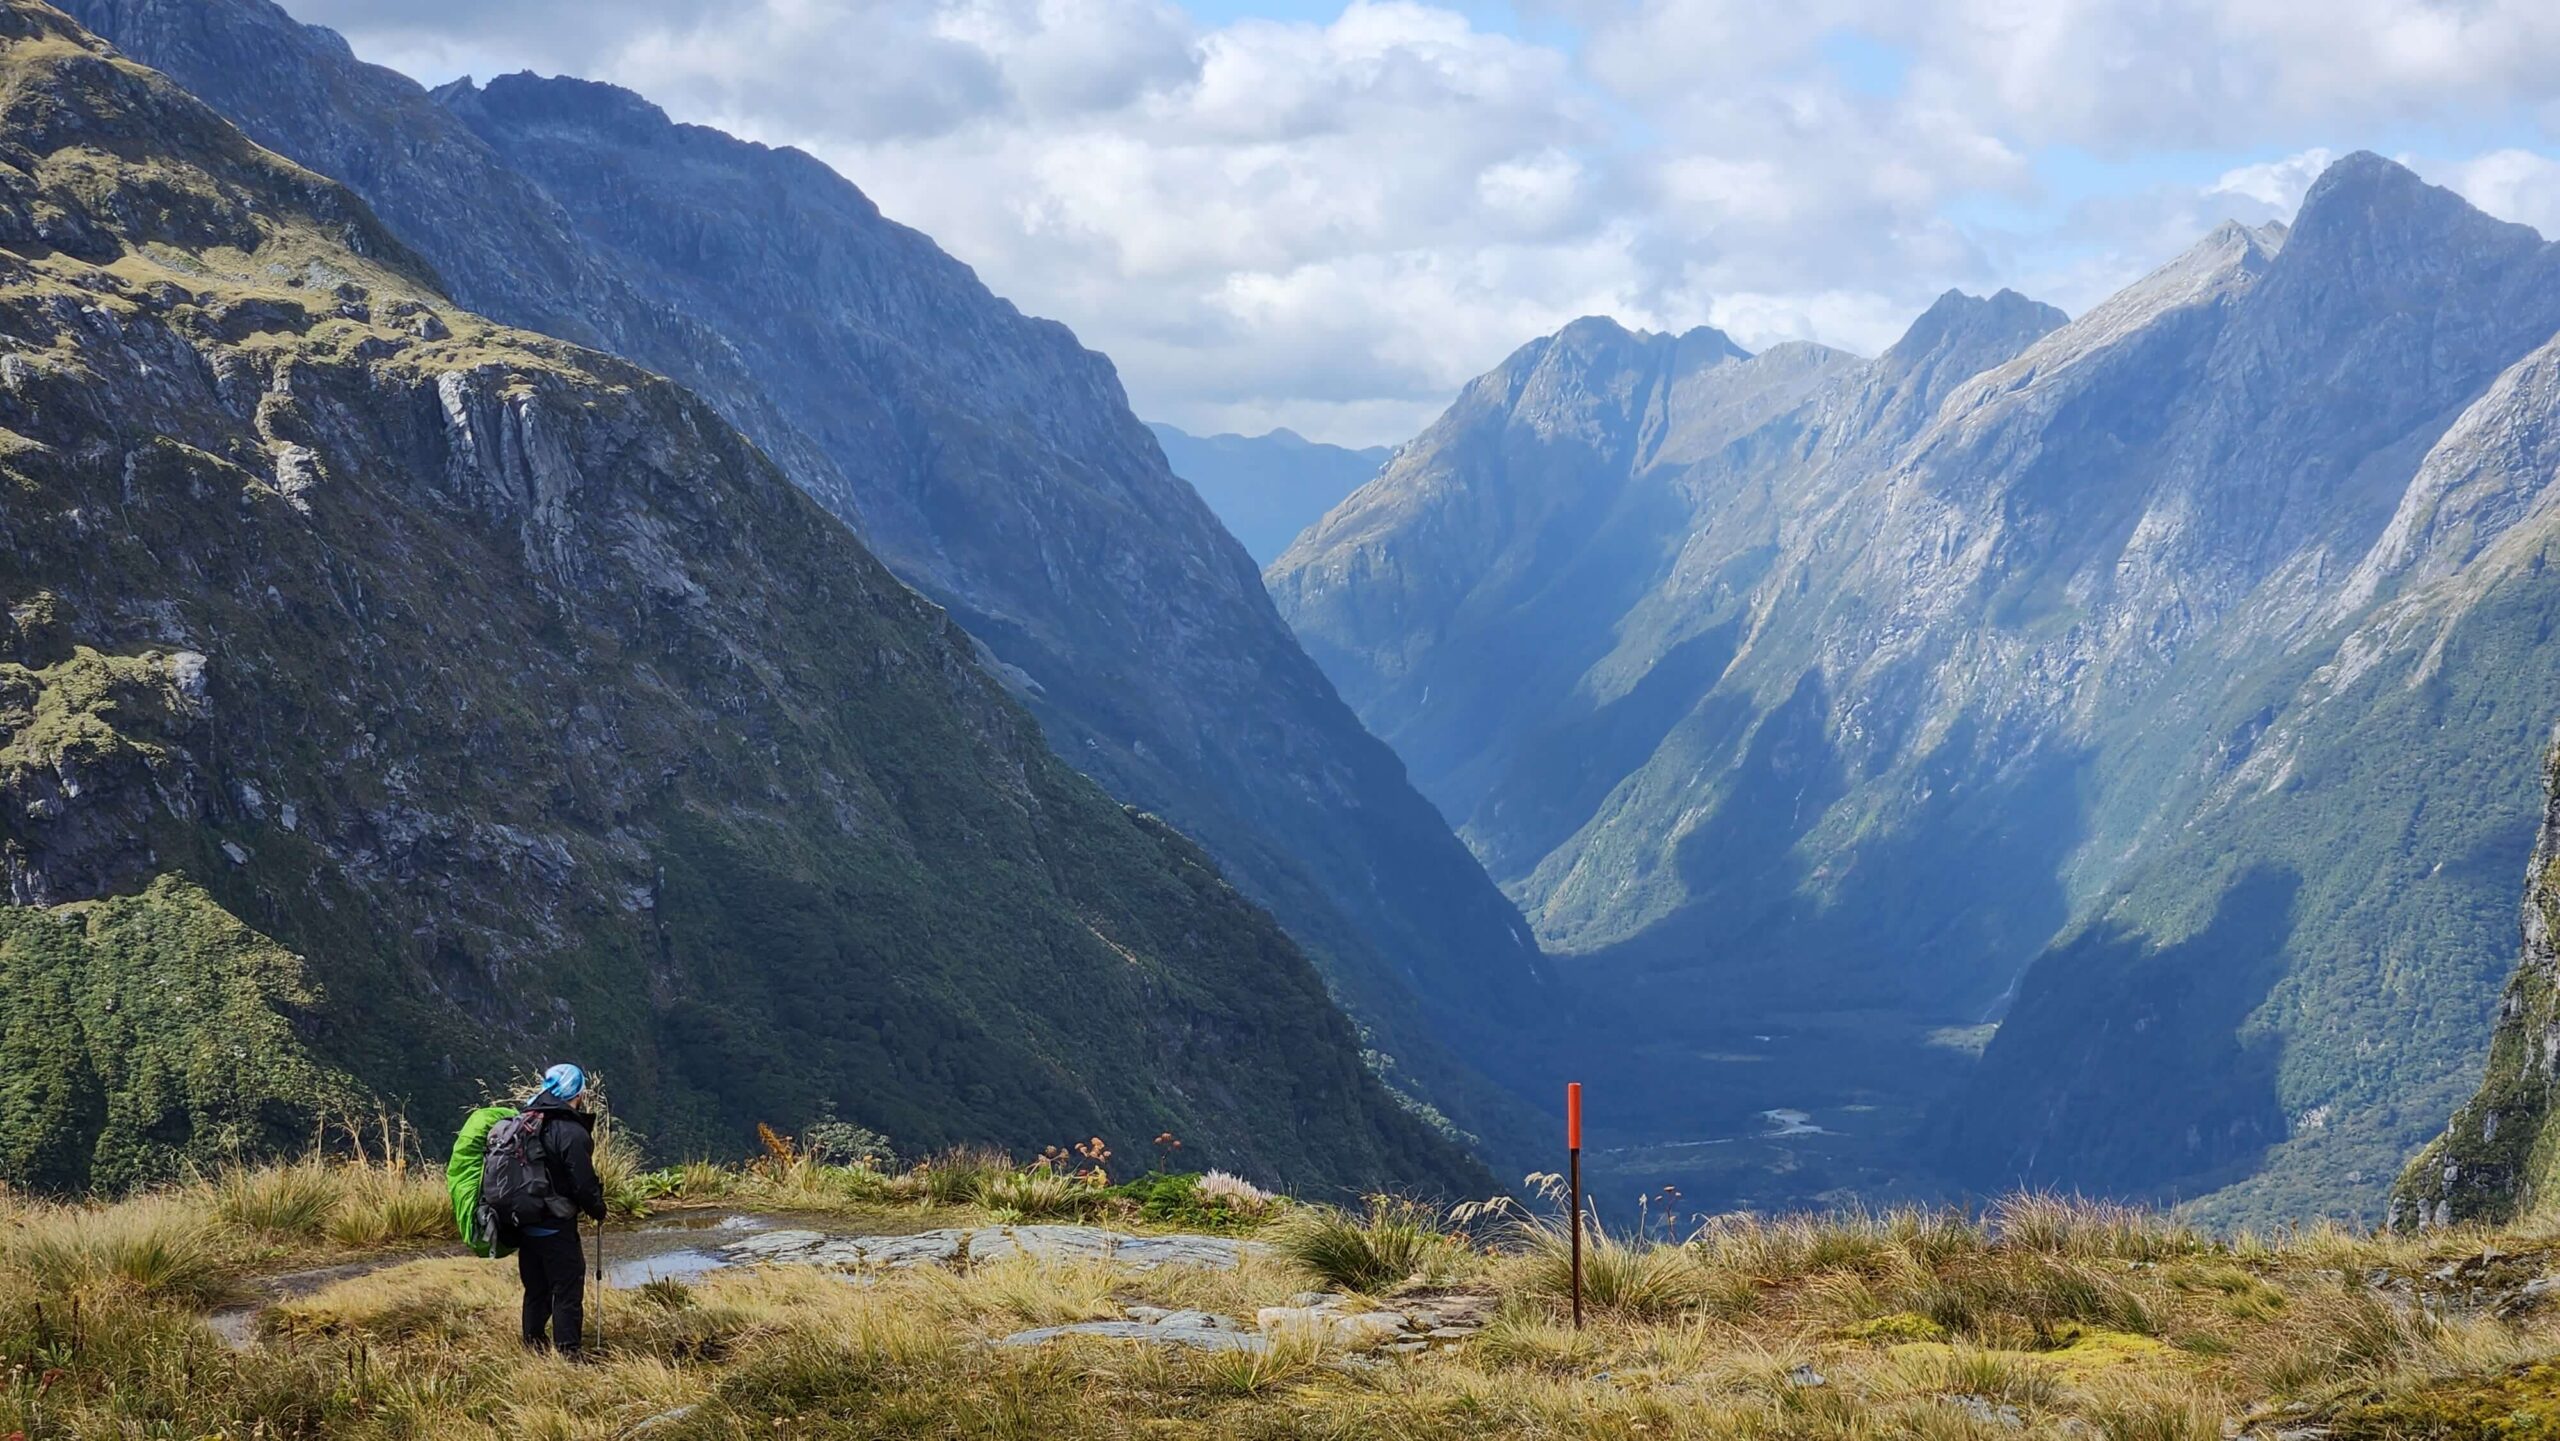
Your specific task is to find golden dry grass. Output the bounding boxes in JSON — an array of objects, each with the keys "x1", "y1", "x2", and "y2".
[{"x1": 9, "y1": 1167, "x2": 2560, "y2": 1439}]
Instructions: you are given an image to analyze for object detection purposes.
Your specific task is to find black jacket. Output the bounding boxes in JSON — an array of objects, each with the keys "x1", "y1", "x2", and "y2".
[{"x1": 527, "y1": 1097, "x2": 608, "y2": 1222}]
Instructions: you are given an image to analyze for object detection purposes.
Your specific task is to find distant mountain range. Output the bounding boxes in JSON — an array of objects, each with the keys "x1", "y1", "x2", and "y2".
[
  {"x1": 60, "y1": 0, "x2": 1557, "y2": 1168},
  {"x1": 1274, "y1": 154, "x2": 2560, "y2": 1224},
  {"x1": 0, "y1": 0, "x2": 1480, "y2": 1195},
  {"x1": 1148, "y1": 424, "x2": 1390, "y2": 565},
  {"x1": 26, "y1": 0, "x2": 2554, "y2": 1227}
]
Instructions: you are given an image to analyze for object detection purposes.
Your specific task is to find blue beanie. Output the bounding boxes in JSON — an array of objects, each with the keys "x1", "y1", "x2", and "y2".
[{"x1": 531, "y1": 1062, "x2": 586, "y2": 1104}]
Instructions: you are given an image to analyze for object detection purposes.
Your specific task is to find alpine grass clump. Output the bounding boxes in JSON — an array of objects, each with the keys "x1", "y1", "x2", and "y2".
[
  {"x1": 1273, "y1": 1196, "x2": 1470, "y2": 1292},
  {"x1": 206, "y1": 1158, "x2": 341, "y2": 1240},
  {"x1": 1195, "y1": 1170, "x2": 1275, "y2": 1212},
  {"x1": 5, "y1": 1196, "x2": 229, "y2": 1306},
  {"x1": 322, "y1": 1162, "x2": 453, "y2": 1248},
  {"x1": 969, "y1": 1167, "x2": 1093, "y2": 1220},
  {"x1": 1504, "y1": 1208, "x2": 1723, "y2": 1321}
]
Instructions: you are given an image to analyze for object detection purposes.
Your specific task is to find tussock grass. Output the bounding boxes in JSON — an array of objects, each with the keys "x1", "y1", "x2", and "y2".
[
  {"x1": 1471, "y1": 1308, "x2": 1606, "y2": 1373},
  {"x1": 909, "y1": 1145, "x2": 1019, "y2": 1208},
  {"x1": 923, "y1": 1255, "x2": 1119, "y2": 1330},
  {"x1": 1505, "y1": 1209, "x2": 1727, "y2": 1321},
  {"x1": 1185, "y1": 1327, "x2": 1326, "y2": 1396},
  {"x1": 5, "y1": 1195, "x2": 230, "y2": 1305},
  {"x1": 1273, "y1": 1196, "x2": 1472, "y2": 1292},
  {"x1": 13, "y1": 1157, "x2": 2560, "y2": 1441},
  {"x1": 323, "y1": 1160, "x2": 453, "y2": 1247},
  {"x1": 1990, "y1": 1192, "x2": 2215, "y2": 1263},
  {"x1": 206, "y1": 1156, "x2": 342, "y2": 1239},
  {"x1": 969, "y1": 1166, "x2": 1094, "y2": 1219}
]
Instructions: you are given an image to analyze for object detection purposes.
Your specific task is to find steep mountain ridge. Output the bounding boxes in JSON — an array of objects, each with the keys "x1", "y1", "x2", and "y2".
[
  {"x1": 1275, "y1": 154, "x2": 2560, "y2": 1220},
  {"x1": 1273, "y1": 317, "x2": 1869, "y2": 859},
  {"x1": 58, "y1": 0, "x2": 1553, "y2": 1165},
  {"x1": 0, "y1": 0, "x2": 1481, "y2": 1197}
]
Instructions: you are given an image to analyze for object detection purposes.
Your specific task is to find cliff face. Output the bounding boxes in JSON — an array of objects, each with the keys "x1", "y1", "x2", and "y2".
[
  {"x1": 56, "y1": 0, "x2": 1554, "y2": 1159},
  {"x1": 2395, "y1": 737, "x2": 2560, "y2": 1230},
  {"x1": 0, "y1": 0, "x2": 1482, "y2": 1197}
]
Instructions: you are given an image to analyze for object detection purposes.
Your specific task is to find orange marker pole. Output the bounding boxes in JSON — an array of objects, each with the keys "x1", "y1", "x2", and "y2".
[{"x1": 1567, "y1": 1081, "x2": 1584, "y2": 1330}]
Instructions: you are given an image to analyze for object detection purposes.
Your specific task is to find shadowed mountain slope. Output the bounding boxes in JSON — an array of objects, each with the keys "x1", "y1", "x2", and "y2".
[
  {"x1": 59, "y1": 0, "x2": 1556, "y2": 1165},
  {"x1": 0, "y1": 0, "x2": 1483, "y2": 1198}
]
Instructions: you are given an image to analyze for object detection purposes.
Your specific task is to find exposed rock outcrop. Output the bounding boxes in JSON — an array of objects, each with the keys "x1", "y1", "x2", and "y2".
[{"x1": 2395, "y1": 734, "x2": 2560, "y2": 1230}]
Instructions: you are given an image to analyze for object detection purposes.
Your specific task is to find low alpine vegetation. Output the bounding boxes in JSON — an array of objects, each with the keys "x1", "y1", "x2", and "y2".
[{"x1": 7, "y1": 1156, "x2": 2559, "y2": 1439}]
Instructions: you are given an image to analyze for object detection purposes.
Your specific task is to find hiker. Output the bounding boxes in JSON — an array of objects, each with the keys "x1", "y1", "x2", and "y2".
[{"x1": 494, "y1": 1063, "x2": 608, "y2": 1356}]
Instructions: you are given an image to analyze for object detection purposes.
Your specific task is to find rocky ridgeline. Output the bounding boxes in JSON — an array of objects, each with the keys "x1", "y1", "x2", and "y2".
[{"x1": 718, "y1": 1223, "x2": 1492, "y2": 1356}]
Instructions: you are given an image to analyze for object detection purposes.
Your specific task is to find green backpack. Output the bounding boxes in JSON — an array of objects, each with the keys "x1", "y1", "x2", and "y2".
[{"x1": 448, "y1": 1104, "x2": 520, "y2": 1258}]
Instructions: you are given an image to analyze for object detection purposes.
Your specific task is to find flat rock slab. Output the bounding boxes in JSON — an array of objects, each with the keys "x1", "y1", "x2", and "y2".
[
  {"x1": 719, "y1": 1224, "x2": 1267, "y2": 1273},
  {"x1": 988, "y1": 1320, "x2": 1269, "y2": 1361}
]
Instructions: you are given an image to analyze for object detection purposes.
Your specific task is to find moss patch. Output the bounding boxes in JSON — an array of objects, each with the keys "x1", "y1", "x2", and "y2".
[
  {"x1": 2330, "y1": 1362, "x2": 2560, "y2": 1440},
  {"x1": 1837, "y1": 1310, "x2": 1947, "y2": 1344}
]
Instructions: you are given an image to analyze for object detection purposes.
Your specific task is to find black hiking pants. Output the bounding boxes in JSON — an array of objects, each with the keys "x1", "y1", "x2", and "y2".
[{"x1": 516, "y1": 1225, "x2": 586, "y2": 1353}]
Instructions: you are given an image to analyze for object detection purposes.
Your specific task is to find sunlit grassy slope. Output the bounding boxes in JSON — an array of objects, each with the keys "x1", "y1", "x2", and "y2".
[{"x1": 10, "y1": 1148, "x2": 2560, "y2": 1439}]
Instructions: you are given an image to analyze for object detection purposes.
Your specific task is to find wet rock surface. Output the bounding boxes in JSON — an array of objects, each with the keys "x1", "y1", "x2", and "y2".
[
  {"x1": 688, "y1": 1218, "x2": 1501, "y2": 1356},
  {"x1": 718, "y1": 1223, "x2": 1269, "y2": 1274},
  {"x1": 997, "y1": 1313, "x2": 1266, "y2": 1353}
]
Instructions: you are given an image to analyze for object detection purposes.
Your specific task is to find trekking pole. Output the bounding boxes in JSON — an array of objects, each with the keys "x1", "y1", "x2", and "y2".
[{"x1": 592, "y1": 1210, "x2": 605, "y2": 1353}]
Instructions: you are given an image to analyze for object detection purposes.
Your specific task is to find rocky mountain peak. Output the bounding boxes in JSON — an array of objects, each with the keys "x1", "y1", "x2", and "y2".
[
  {"x1": 2271, "y1": 151, "x2": 2544, "y2": 302},
  {"x1": 472, "y1": 71, "x2": 667, "y2": 128},
  {"x1": 2295, "y1": 150, "x2": 2533, "y2": 242},
  {"x1": 1883, "y1": 288, "x2": 2067, "y2": 371},
  {"x1": 1677, "y1": 324, "x2": 1752, "y2": 364},
  {"x1": 1544, "y1": 313, "x2": 1650, "y2": 361}
]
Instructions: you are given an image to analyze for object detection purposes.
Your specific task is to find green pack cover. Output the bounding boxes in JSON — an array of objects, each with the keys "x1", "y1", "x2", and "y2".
[{"x1": 448, "y1": 1104, "x2": 519, "y2": 1258}]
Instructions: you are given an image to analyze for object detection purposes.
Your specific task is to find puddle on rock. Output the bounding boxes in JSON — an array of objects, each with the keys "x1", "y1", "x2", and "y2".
[
  {"x1": 602, "y1": 1210, "x2": 944, "y2": 1289},
  {"x1": 606, "y1": 1247, "x2": 730, "y2": 1287}
]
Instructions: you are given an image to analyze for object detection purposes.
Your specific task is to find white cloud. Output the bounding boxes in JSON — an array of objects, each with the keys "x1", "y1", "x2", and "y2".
[
  {"x1": 2439, "y1": 148, "x2": 2560, "y2": 238},
  {"x1": 284, "y1": 0, "x2": 2560, "y2": 445},
  {"x1": 2208, "y1": 148, "x2": 2338, "y2": 209}
]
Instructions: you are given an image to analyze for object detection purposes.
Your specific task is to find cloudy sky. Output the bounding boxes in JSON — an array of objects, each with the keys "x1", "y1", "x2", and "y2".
[{"x1": 281, "y1": 0, "x2": 2560, "y2": 446}]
